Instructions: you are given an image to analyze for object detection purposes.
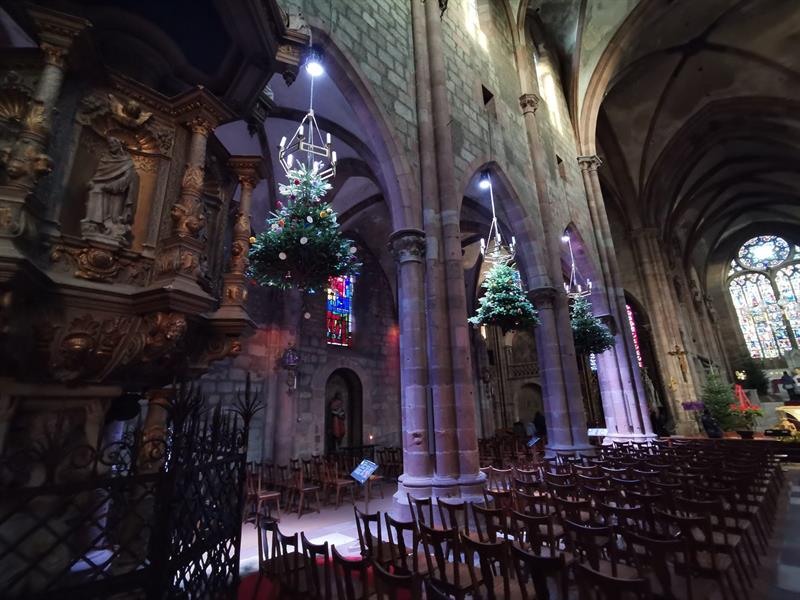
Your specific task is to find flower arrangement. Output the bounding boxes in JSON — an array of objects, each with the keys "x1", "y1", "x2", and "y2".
[{"x1": 729, "y1": 404, "x2": 763, "y2": 431}]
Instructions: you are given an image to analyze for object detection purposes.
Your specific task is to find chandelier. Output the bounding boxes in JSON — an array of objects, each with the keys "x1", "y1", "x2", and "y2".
[
  {"x1": 562, "y1": 233, "x2": 592, "y2": 299},
  {"x1": 277, "y1": 48, "x2": 337, "y2": 180},
  {"x1": 478, "y1": 170, "x2": 515, "y2": 265}
]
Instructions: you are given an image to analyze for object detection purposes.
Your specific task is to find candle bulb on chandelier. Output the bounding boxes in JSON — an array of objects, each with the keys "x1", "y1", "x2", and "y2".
[
  {"x1": 298, "y1": 125, "x2": 304, "y2": 136},
  {"x1": 287, "y1": 154, "x2": 294, "y2": 168},
  {"x1": 279, "y1": 136, "x2": 286, "y2": 149},
  {"x1": 331, "y1": 151, "x2": 337, "y2": 164},
  {"x1": 326, "y1": 132, "x2": 331, "y2": 144},
  {"x1": 480, "y1": 238, "x2": 486, "y2": 254}
]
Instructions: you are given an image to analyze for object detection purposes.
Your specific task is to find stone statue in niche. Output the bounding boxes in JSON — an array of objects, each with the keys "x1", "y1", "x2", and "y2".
[
  {"x1": 81, "y1": 137, "x2": 139, "y2": 245},
  {"x1": 328, "y1": 392, "x2": 346, "y2": 450},
  {"x1": 689, "y1": 279, "x2": 704, "y2": 312}
]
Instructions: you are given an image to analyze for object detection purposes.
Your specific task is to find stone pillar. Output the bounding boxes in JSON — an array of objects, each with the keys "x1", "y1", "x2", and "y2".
[
  {"x1": 631, "y1": 228, "x2": 699, "y2": 434},
  {"x1": 390, "y1": 229, "x2": 434, "y2": 499},
  {"x1": 273, "y1": 289, "x2": 302, "y2": 465},
  {"x1": 518, "y1": 94, "x2": 592, "y2": 452},
  {"x1": 0, "y1": 8, "x2": 88, "y2": 241},
  {"x1": 423, "y1": 0, "x2": 483, "y2": 498},
  {"x1": 410, "y1": 0, "x2": 460, "y2": 496},
  {"x1": 578, "y1": 156, "x2": 654, "y2": 441},
  {"x1": 530, "y1": 288, "x2": 581, "y2": 450}
]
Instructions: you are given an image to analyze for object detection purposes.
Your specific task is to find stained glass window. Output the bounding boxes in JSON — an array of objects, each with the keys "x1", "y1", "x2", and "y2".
[
  {"x1": 728, "y1": 236, "x2": 800, "y2": 359},
  {"x1": 327, "y1": 275, "x2": 354, "y2": 346},
  {"x1": 626, "y1": 304, "x2": 643, "y2": 368}
]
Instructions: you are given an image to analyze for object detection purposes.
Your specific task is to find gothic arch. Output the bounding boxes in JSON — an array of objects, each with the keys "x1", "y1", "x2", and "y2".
[{"x1": 306, "y1": 23, "x2": 420, "y2": 232}]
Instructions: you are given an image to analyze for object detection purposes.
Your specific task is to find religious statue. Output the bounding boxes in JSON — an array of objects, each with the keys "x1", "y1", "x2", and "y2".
[
  {"x1": 81, "y1": 137, "x2": 139, "y2": 245},
  {"x1": 689, "y1": 279, "x2": 703, "y2": 312},
  {"x1": 668, "y1": 345, "x2": 690, "y2": 382},
  {"x1": 329, "y1": 392, "x2": 346, "y2": 449},
  {"x1": 704, "y1": 294, "x2": 718, "y2": 323}
]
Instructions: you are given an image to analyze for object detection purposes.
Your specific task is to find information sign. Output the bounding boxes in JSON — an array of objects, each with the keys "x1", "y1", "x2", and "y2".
[{"x1": 351, "y1": 459, "x2": 378, "y2": 484}]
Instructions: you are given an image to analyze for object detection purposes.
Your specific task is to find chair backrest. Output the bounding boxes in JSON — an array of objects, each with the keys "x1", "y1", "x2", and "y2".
[
  {"x1": 563, "y1": 518, "x2": 619, "y2": 574},
  {"x1": 598, "y1": 501, "x2": 646, "y2": 532},
  {"x1": 302, "y1": 531, "x2": 332, "y2": 600},
  {"x1": 472, "y1": 503, "x2": 507, "y2": 542},
  {"x1": 574, "y1": 562, "x2": 652, "y2": 599},
  {"x1": 406, "y1": 493, "x2": 435, "y2": 527},
  {"x1": 274, "y1": 524, "x2": 303, "y2": 591},
  {"x1": 371, "y1": 558, "x2": 421, "y2": 600},
  {"x1": 437, "y1": 497, "x2": 469, "y2": 534},
  {"x1": 424, "y1": 577, "x2": 454, "y2": 600},
  {"x1": 483, "y1": 488, "x2": 514, "y2": 510},
  {"x1": 256, "y1": 516, "x2": 277, "y2": 576},
  {"x1": 509, "y1": 542, "x2": 566, "y2": 600},
  {"x1": 461, "y1": 535, "x2": 510, "y2": 600},
  {"x1": 384, "y1": 513, "x2": 419, "y2": 573},
  {"x1": 623, "y1": 530, "x2": 687, "y2": 600},
  {"x1": 418, "y1": 522, "x2": 462, "y2": 588},
  {"x1": 508, "y1": 509, "x2": 557, "y2": 554},
  {"x1": 354, "y1": 505, "x2": 383, "y2": 561},
  {"x1": 332, "y1": 544, "x2": 371, "y2": 600}
]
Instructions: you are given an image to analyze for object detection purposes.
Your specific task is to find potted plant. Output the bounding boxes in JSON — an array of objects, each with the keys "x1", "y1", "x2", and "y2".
[{"x1": 729, "y1": 403, "x2": 763, "y2": 439}]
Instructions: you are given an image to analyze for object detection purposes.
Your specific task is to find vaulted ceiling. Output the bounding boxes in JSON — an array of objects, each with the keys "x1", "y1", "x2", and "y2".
[{"x1": 530, "y1": 0, "x2": 800, "y2": 281}]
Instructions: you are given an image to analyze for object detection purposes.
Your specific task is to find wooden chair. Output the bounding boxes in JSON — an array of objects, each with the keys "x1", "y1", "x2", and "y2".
[
  {"x1": 371, "y1": 558, "x2": 422, "y2": 600},
  {"x1": 286, "y1": 466, "x2": 321, "y2": 518},
  {"x1": 323, "y1": 458, "x2": 356, "y2": 507},
  {"x1": 301, "y1": 532, "x2": 333, "y2": 600},
  {"x1": 274, "y1": 525, "x2": 306, "y2": 595},
  {"x1": 383, "y1": 513, "x2": 420, "y2": 574},
  {"x1": 425, "y1": 577, "x2": 455, "y2": 600},
  {"x1": 510, "y1": 541, "x2": 569, "y2": 600},
  {"x1": 353, "y1": 506, "x2": 397, "y2": 566},
  {"x1": 563, "y1": 519, "x2": 637, "y2": 579},
  {"x1": 461, "y1": 535, "x2": 516, "y2": 600},
  {"x1": 332, "y1": 544, "x2": 371, "y2": 600},
  {"x1": 508, "y1": 509, "x2": 565, "y2": 559},
  {"x1": 407, "y1": 493, "x2": 438, "y2": 528},
  {"x1": 245, "y1": 470, "x2": 281, "y2": 524},
  {"x1": 418, "y1": 522, "x2": 476, "y2": 600},
  {"x1": 472, "y1": 503, "x2": 507, "y2": 542},
  {"x1": 574, "y1": 563, "x2": 653, "y2": 600},
  {"x1": 256, "y1": 516, "x2": 277, "y2": 579},
  {"x1": 438, "y1": 497, "x2": 479, "y2": 542}
]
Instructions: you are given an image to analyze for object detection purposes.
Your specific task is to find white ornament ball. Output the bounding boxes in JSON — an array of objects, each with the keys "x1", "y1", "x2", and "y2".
[
  {"x1": 304, "y1": 312, "x2": 311, "y2": 320},
  {"x1": 278, "y1": 252, "x2": 287, "y2": 260},
  {"x1": 349, "y1": 246, "x2": 357, "y2": 254},
  {"x1": 306, "y1": 216, "x2": 314, "y2": 223},
  {"x1": 300, "y1": 237, "x2": 308, "y2": 245}
]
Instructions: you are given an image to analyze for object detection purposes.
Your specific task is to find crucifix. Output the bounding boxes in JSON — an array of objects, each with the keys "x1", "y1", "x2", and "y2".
[{"x1": 668, "y1": 345, "x2": 689, "y2": 382}]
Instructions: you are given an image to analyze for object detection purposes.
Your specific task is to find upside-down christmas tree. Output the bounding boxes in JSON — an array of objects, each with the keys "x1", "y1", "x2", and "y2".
[
  {"x1": 570, "y1": 296, "x2": 615, "y2": 355},
  {"x1": 469, "y1": 263, "x2": 539, "y2": 333},
  {"x1": 247, "y1": 163, "x2": 360, "y2": 293}
]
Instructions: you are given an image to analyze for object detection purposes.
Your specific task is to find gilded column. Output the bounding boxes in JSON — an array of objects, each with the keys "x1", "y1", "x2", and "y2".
[
  {"x1": 519, "y1": 94, "x2": 592, "y2": 452},
  {"x1": 390, "y1": 229, "x2": 434, "y2": 500},
  {"x1": 578, "y1": 155, "x2": 653, "y2": 440},
  {"x1": 224, "y1": 156, "x2": 262, "y2": 308},
  {"x1": 0, "y1": 8, "x2": 88, "y2": 238}
]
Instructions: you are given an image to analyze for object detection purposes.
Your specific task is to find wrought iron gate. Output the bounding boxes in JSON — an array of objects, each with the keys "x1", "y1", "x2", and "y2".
[{"x1": 0, "y1": 381, "x2": 260, "y2": 599}]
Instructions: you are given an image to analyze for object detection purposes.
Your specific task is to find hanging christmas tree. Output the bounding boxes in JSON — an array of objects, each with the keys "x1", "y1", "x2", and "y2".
[
  {"x1": 570, "y1": 296, "x2": 615, "y2": 355},
  {"x1": 469, "y1": 263, "x2": 539, "y2": 333},
  {"x1": 247, "y1": 163, "x2": 359, "y2": 293}
]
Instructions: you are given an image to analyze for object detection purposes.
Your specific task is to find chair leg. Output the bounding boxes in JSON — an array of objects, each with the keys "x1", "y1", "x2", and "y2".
[
  {"x1": 298, "y1": 491, "x2": 305, "y2": 519},
  {"x1": 315, "y1": 490, "x2": 321, "y2": 513}
]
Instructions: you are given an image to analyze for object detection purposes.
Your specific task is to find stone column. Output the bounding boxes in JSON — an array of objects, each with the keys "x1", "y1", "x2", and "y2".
[
  {"x1": 390, "y1": 229, "x2": 434, "y2": 500},
  {"x1": 273, "y1": 289, "x2": 302, "y2": 465},
  {"x1": 578, "y1": 156, "x2": 653, "y2": 440},
  {"x1": 631, "y1": 228, "x2": 698, "y2": 434},
  {"x1": 410, "y1": 0, "x2": 460, "y2": 496},
  {"x1": 530, "y1": 288, "x2": 580, "y2": 450},
  {"x1": 0, "y1": 8, "x2": 88, "y2": 240},
  {"x1": 518, "y1": 94, "x2": 592, "y2": 452}
]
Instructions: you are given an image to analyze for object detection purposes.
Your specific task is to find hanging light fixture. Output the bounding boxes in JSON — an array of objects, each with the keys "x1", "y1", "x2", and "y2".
[
  {"x1": 478, "y1": 170, "x2": 515, "y2": 265},
  {"x1": 278, "y1": 46, "x2": 337, "y2": 180},
  {"x1": 562, "y1": 233, "x2": 592, "y2": 299}
]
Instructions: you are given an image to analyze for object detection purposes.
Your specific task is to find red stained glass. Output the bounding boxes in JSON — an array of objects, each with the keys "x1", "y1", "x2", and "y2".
[{"x1": 327, "y1": 275, "x2": 353, "y2": 346}]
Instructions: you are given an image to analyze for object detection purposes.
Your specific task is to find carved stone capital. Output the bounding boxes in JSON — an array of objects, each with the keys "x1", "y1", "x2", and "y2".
[
  {"x1": 528, "y1": 286, "x2": 559, "y2": 308},
  {"x1": 577, "y1": 155, "x2": 602, "y2": 172},
  {"x1": 519, "y1": 93, "x2": 542, "y2": 115},
  {"x1": 228, "y1": 156, "x2": 263, "y2": 191},
  {"x1": 187, "y1": 115, "x2": 214, "y2": 137},
  {"x1": 28, "y1": 6, "x2": 90, "y2": 64},
  {"x1": 389, "y1": 228, "x2": 426, "y2": 264}
]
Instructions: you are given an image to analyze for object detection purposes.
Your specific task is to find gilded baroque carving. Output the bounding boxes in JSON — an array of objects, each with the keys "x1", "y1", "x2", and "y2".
[
  {"x1": 50, "y1": 244, "x2": 151, "y2": 284},
  {"x1": 156, "y1": 245, "x2": 201, "y2": 277},
  {"x1": 50, "y1": 314, "x2": 133, "y2": 382}
]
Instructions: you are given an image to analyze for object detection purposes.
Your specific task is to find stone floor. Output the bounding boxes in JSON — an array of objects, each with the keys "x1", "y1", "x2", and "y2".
[{"x1": 239, "y1": 469, "x2": 800, "y2": 598}]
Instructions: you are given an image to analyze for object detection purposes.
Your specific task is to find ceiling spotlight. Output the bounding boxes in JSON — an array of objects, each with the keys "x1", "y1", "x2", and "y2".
[
  {"x1": 479, "y1": 170, "x2": 491, "y2": 189},
  {"x1": 561, "y1": 234, "x2": 570, "y2": 243},
  {"x1": 305, "y1": 49, "x2": 324, "y2": 77}
]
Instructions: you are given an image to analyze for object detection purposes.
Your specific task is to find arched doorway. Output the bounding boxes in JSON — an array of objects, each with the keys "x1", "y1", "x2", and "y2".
[
  {"x1": 514, "y1": 383, "x2": 543, "y2": 425},
  {"x1": 324, "y1": 368, "x2": 363, "y2": 454}
]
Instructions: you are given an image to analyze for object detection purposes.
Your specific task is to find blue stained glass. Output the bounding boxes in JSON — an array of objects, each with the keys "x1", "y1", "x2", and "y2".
[
  {"x1": 737, "y1": 236, "x2": 790, "y2": 270},
  {"x1": 327, "y1": 275, "x2": 354, "y2": 346}
]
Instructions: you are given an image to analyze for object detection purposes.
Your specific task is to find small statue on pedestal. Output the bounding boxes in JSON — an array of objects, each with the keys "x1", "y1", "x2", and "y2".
[{"x1": 81, "y1": 137, "x2": 139, "y2": 245}]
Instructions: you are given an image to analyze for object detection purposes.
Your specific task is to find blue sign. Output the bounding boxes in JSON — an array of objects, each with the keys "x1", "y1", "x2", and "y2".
[
  {"x1": 527, "y1": 436, "x2": 541, "y2": 448},
  {"x1": 351, "y1": 459, "x2": 378, "y2": 484}
]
